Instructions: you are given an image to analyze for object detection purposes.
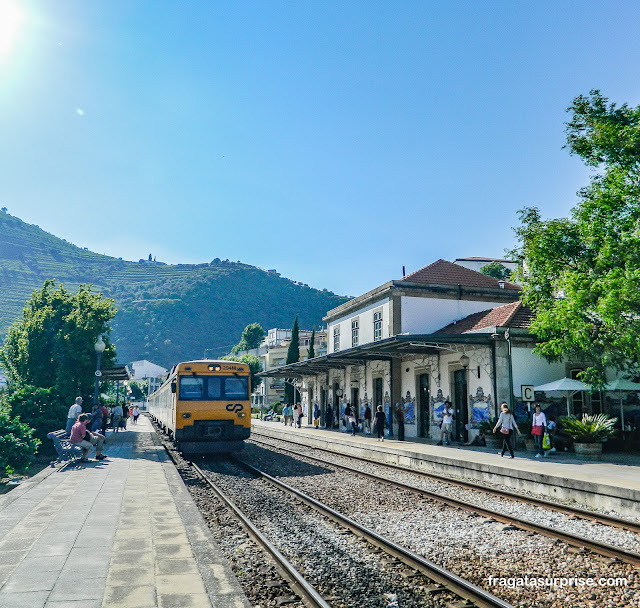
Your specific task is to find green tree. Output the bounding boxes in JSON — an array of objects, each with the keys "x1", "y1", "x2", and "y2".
[
  {"x1": 231, "y1": 323, "x2": 266, "y2": 353},
  {"x1": 308, "y1": 327, "x2": 316, "y2": 359},
  {"x1": 0, "y1": 280, "x2": 118, "y2": 404},
  {"x1": 221, "y1": 354, "x2": 262, "y2": 390},
  {"x1": 511, "y1": 90, "x2": 640, "y2": 386},
  {"x1": 284, "y1": 316, "x2": 300, "y2": 405},
  {"x1": 480, "y1": 261, "x2": 510, "y2": 281},
  {"x1": 127, "y1": 379, "x2": 149, "y2": 401}
]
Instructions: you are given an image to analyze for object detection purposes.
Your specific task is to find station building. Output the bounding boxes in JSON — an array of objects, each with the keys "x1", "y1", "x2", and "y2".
[{"x1": 260, "y1": 259, "x2": 638, "y2": 443}]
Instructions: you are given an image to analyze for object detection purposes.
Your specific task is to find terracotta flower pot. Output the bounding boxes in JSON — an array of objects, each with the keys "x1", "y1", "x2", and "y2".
[{"x1": 573, "y1": 442, "x2": 603, "y2": 458}]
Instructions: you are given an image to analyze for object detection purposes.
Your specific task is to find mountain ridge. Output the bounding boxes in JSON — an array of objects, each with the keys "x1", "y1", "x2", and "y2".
[{"x1": 0, "y1": 211, "x2": 348, "y2": 367}]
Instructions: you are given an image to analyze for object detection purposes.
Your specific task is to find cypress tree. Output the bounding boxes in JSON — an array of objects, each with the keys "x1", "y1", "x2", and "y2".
[
  {"x1": 284, "y1": 316, "x2": 300, "y2": 405},
  {"x1": 308, "y1": 327, "x2": 316, "y2": 359}
]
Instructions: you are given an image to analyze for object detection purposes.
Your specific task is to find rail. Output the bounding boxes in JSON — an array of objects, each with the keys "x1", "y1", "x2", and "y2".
[
  {"x1": 250, "y1": 435, "x2": 640, "y2": 567},
  {"x1": 231, "y1": 456, "x2": 514, "y2": 608}
]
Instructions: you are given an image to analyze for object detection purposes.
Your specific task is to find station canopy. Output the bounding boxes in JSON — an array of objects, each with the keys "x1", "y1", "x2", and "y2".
[
  {"x1": 258, "y1": 333, "x2": 493, "y2": 379},
  {"x1": 100, "y1": 365, "x2": 132, "y2": 382}
]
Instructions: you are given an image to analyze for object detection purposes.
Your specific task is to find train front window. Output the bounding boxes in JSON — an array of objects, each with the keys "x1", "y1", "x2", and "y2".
[
  {"x1": 206, "y1": 377, "x2": 223, "y2": 400},
  {"x1": 179, "y1": 375, "x2": 249, "y2": 400},
  {"x1": 179, "y1": 377, "x2": 204, "y2": 399},
  {"x1": 224, "y1": 377, "x2": 248, "y2": 400}
]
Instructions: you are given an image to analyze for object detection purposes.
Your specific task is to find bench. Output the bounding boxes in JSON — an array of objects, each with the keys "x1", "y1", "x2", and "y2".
[{"x1": 47, "y1": 430, "x2": 83, "y2": 466}]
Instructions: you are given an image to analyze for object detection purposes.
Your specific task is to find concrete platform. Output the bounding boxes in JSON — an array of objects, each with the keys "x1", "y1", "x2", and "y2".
[
  {"x1": 252, "y1": 419, "x2": 640, "y2": 518},
  {"x1": 0, "y1": 416, "x2": 250, "y2": 608}
]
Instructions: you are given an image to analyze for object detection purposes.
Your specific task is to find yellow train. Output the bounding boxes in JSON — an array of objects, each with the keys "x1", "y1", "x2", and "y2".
[{"x1": 148, "y1": 359, "x2": 251, "y2": 453}]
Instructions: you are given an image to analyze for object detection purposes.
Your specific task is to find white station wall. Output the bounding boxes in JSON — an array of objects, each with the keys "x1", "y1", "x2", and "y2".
[
  {"x1": 511, "y1": 347, "x2": 566, "y2": 398},
  {"x1": 327, "y1": 298, "x2": 390, "y2": 353},
  {"x1": 400, "y1": 296, "x2": 509, "y2": 335}
]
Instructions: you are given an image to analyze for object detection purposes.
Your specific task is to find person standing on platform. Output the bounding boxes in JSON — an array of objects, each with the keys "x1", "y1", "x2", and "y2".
[
  {"x1": 363, "y1": 404, "x2": 372, "y2": 435},
  {"x1": 100, "y1": 403, "x2": 109, "y2": 435},
  {"x1": 90, "y1": 405, "x2": 103, "y2": 433},
  {"x1": 66, "y1": 397, "x2": 84, "y2": 434},
  {"x1": 493, "y1": 402, "x2": 521, "y2": 458},
  {"x1": 439, "y1": 401, "x2": 454, "y2": 445},
  {"x1": 325, "y1": 404, "x2": 333, "y2": 429},
  {"x1": 313, "y1": 404, "x2": 320, "y2": 428},
  {"x1": 132, "y1": 405, "x2": 141, "y2": 424},
  {"x1": 348, "y1": 407, "x2": 357, "y2": 436},
  {"x1": 295, "y1": 403, "x2": 303, "y2": 428},
  {"x1": 374, "y1": 405, "x2": 386, "y2": 441},
  {"x1": 343, "y1": 403, "x2": 352, "y2": 433},
  {"x1": 111, "y1": 403, "x2": 123, "y2": 433},
  {"x1": 531, "y1": 404, "x2": 547, "y2": 457},
  {"x1": 546, "y1": 416, "x2": 557, "y2": 453},
  {"x1": 396, "y1": 403, "x2": 406, "y2": 441}
]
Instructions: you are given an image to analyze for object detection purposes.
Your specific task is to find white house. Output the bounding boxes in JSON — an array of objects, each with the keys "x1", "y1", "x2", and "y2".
[
  {"x1": 130, "y1": 360, "x2": 167, "y2": 379},
  {"x1": 453, "y1": 257, "x2": 518, "y2": 275},
  {"x1": 130, "y1": 359, "x2": 168, "y2": 394}
]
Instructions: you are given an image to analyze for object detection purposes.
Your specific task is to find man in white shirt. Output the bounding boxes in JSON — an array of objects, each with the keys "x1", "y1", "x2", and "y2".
[
  {"x1": 439, "y1": 401, "x2": 454, "y2": 446},
  {"x1": 66, "y1": 397, "x2": 84, "y2": 434}
]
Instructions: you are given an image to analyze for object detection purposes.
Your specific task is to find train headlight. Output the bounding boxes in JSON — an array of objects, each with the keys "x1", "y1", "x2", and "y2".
[
  {"x1": 237, "y1": 412, "x2": 246, "y2": 418},
  {"x1": 182, "y1": 412, "x2": 191, "y2": 419}
]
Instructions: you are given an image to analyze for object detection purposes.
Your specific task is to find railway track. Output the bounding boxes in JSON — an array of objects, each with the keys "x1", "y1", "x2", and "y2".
[
  {"x1": 251, "y1": 431, "x2": 640, "y2": 533},
  {"x1": 191, "y1": 461, "x2": 332, "y2": 608},
  {"x1": 250, "y1": 434, "x2": 640, "y2": 567},
  {"x1": 197, "y1": 456, "x2": 514, "y2": 608}
]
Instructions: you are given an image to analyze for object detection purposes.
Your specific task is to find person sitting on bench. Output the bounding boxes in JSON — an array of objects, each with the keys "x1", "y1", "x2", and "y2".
[{"x1": 70, "y1": 414, "x2": 106, "y2": 462}]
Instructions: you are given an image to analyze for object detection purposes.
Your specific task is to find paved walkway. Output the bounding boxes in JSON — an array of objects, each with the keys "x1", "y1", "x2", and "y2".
[{"x1": 0, "y1": 416, "x2": 250, "y2": 608}]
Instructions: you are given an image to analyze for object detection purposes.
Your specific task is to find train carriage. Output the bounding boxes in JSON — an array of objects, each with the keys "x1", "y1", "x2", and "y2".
[{"x1": 148, "y1": 359, "x2": 251, "y2": 453}]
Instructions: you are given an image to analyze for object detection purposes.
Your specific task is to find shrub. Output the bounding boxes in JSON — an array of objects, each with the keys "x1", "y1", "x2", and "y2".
[
  {"x1": 7, "y1": 386, "x2": 67, "y2": 446},
  {"x1": 559, "y1": 414, "x2": 618, "y2": 443},
  {"x1": 0, "y1": 410, "x2": 40, "y2": 474}
]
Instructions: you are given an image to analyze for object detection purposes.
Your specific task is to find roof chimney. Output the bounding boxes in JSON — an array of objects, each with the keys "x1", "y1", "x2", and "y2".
[{"x1": 402, "y1": 265, "x2": 406, "y2": 277}]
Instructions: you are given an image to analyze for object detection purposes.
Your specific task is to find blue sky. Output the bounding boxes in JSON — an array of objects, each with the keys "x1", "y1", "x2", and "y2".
[{"x1": 1, "y1": 1, "x2": 638, "y2": 297}]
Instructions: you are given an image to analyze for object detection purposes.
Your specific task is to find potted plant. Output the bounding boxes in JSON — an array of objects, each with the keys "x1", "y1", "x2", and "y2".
[
  {"x1": 478, "y1": 417, "x2": 501, "y2": 447},
  {"x1": 559, "y1": 414, "x2": 618, "y2": 457}
]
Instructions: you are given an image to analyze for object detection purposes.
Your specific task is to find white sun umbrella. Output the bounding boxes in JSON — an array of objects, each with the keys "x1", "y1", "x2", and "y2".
[
  {"x1": 533, "y1": 378, "x2": 590, "y2": 416},
  {"x1": 603, "y1": 379, "x2": 640, "y2": 430}
]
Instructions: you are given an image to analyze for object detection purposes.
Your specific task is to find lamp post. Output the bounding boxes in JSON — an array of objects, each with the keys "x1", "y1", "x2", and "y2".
[{"x1": 94, "y1": 335, "x2": 106, "y2": 407}]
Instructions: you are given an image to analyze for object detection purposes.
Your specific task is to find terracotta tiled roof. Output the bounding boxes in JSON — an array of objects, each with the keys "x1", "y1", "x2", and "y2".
[
  {"x1": 435, "y1": 301, "x2": 533, "y2": 335},
  {"x1": 401, "y1": 259, "x2": 520, "y2": 291}
]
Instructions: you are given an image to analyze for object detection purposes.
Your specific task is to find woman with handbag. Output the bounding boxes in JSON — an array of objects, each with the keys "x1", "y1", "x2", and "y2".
[
  {"x1": 531, "y1": 404, "x2": 547, "y2": 458},
  {"x1": 493, "y1": 402, "x2": 520, "y2": 458}
]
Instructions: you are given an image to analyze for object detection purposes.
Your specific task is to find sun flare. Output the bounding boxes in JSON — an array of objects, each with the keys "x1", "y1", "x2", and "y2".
[{"x1": 0, "y1": 0, "x2": 23, "y2": 60}]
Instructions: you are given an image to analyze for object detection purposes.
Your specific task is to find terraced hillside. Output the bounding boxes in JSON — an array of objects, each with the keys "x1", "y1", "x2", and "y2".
[{"x1": 0, "y1": 212, "x2": 347, "y2": 367}]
